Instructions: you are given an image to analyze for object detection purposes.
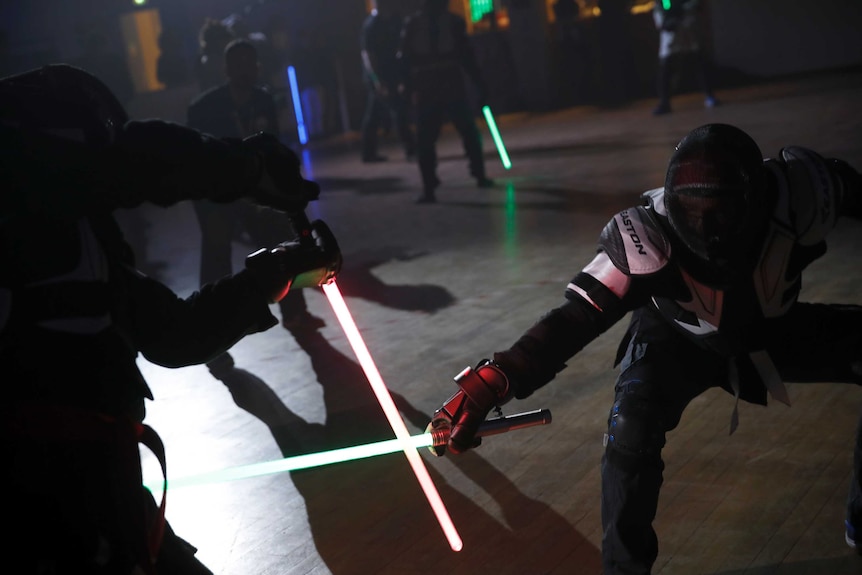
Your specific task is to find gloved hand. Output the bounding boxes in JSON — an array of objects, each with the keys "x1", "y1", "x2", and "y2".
[
  {"x1": 242, "y1": 132, "x2": 320, "y2": 213},
  {"x1": 245, "y1": 220, "x2": 342, "y2": 303},
  {"x1": 427, "y1": 360, "x2": 511, "y2": 455}
]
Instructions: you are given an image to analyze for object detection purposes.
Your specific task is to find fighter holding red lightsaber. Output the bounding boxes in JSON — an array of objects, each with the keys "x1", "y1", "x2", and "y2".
[
  {"x1": 0, "y1": 64, "x2": 346, "y2": 574},
  {"x1": 0, "y1": 61, "x2": 553, "y2": 572}
]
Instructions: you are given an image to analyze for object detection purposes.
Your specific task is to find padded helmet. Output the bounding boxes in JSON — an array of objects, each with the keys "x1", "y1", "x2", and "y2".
[
  {"x1": 664, "y1": 123, "x2": 767, "y2": 275},
  {"x1": 0, "y1": 64, "x2": 128, "y2": 147}
]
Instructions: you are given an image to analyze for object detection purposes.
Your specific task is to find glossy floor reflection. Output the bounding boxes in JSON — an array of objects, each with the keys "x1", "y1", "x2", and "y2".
[{"x1": 129, "y1": 69, "x2": 862, "y2": 574}]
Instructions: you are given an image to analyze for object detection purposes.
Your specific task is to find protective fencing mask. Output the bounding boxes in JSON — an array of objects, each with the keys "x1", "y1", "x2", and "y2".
[{"x1": 664, "y1": 123, "x2": 767, "y2": 277}]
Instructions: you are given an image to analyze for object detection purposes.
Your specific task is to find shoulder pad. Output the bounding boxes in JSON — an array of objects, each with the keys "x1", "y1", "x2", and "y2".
[
  {"x1": 599, "y1": 204, "x2": 671, "y2": 275},
  {"x1": 778, "y1": 146, "x2": 840, "y2": 245}
]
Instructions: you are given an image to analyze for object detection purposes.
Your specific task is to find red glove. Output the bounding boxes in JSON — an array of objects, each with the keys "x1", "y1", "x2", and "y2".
[{"x1": 428, "y1": 360, "x2": 511, "y2": 455}]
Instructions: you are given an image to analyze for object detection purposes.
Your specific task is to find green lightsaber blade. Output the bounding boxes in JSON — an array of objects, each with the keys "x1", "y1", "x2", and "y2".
[
  {"x1": 144, "y1": 410, "x2": 551, "y2": 495},
  {"x1": 482, "y1": 105, "x2": 512, "y2": 170},
  {"x1": 146, "y1": 433, "x2": 434, "y2": 494}
]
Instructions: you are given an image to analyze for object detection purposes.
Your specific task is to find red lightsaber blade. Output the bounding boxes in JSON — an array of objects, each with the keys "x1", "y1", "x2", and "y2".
[{"x1": 321, "y1": 281, "x2": 464, "y2": 552}]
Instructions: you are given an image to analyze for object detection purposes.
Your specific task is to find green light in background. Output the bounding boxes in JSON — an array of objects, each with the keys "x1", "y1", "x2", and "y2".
[
  {"x1": 662, "y1": 0, "x2": 672, "y2": 9},
  {"x1": 470, "y1": 0, "x2": 494, "y2": 22},
  {"x1": 482, "y1": 105, "x2": 512, "y2": 170},
  {"x1": 505, "y1": 181, "x2": 518, "y2": 262}
]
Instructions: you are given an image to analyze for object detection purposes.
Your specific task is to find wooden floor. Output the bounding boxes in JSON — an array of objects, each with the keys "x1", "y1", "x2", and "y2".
[{"x1": 124, "y1": 69, "x2": 862, "y2": 574}]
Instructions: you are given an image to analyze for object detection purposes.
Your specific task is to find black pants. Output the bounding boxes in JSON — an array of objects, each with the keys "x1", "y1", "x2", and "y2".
[
  {"x1": 602, "y1": 303, "x2": 862, "y2": 574},
  {"x1": 192, "y1": 198, "x2": 308, "y2": 321},
  {"x1": 415, "y1": 99, "x2": 486, "y2": 192},
  {"x1": 360, "y1": 84, "x2": 414, "y2": 160}
]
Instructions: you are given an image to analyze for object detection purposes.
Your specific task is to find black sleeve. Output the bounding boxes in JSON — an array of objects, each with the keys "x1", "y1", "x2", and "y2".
[
  {"x1": 493, "y1": 287, "x2": 630, "y2": 399},
  {"x1": 112, "y1": 264, "x2": 278, "y2": 367},
  {"x1": 112, "y1": 120, "x2": 259, "y2": 208},
  {"x1": 0, "y1": 119, "x2": 259, "y2": 224}
]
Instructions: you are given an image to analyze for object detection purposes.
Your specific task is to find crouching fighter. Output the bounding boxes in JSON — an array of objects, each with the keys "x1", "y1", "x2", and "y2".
[
  {"x1": 428, "y1": 123, "x2": 862, "y2": 574},
  {"x1": 0, "y1": 64, "x2": 340, "y2": 574}
]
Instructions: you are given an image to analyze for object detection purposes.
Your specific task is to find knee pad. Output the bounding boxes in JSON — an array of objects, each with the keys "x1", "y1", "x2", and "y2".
[{"x1": 605, "y1": 393, "x2": 665, "y2": 471}]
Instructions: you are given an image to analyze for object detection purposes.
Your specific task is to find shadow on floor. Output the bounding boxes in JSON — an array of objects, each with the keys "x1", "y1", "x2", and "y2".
[{"x1": 214, "y1": 326, "x2": 602, "y2": 574}]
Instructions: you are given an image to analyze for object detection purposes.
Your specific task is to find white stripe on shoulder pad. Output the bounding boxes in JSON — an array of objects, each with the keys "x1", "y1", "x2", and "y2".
[{"x1": 582, "y1": 252, "x2": 631, "y2": 299}]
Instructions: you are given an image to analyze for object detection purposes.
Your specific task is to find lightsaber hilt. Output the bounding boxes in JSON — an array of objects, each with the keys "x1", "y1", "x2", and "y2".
[{"x1": 428, "y1": 409, "x2": 552, "y2": 452}]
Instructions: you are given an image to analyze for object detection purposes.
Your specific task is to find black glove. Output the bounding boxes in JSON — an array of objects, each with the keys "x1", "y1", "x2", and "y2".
[
  {"x1": 245, "y1": 220, "x2": 342, "y2": 303},
  {"x1": 427, "y1": 360, "x2": 512, "y2": 455},
  {"x1": 242, "y1": 132, "x2": 320, "y2": 213}
]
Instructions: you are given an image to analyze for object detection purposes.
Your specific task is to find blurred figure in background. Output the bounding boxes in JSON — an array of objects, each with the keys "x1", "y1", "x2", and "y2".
[
  {"x1": 398, "y1": 0, "x2": 493, "y2": 204},
  {"x1": 188, "y1": 39, "x2": 324, "y2": 378},
  {"x1": 194, "y1": 18, "x2": 234, "y2": 93},
  {"x1": 224, "y1": 12, "x2": 276, "y2": 90},
  {"x1": 652, "y1": 0, "x2": 718, "y2": 115},
  {"x1": 359, "y1": 0, "x2": 416, "y2": 163}
]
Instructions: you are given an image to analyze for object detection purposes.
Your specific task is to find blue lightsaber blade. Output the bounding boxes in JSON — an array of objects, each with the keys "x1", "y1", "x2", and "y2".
[{"x1": 287, "y1": 65, "x2": 308, "y2": 145}]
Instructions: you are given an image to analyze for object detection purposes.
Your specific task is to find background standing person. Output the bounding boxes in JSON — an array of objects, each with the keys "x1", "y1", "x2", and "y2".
[
  {"x1": 427, "y1": 123, "x2": 862, "y2": 573},
  {"x1": 359, "y1": 0, "x2": 416, "y2": 163},
  {"x1": 652, "y1": 0, "x2": 718, "y2": 115},
  {"x1": 188, "y1": 39, "x2": 324, "y2": 378},
  {"x1": 0, "y1": 63, "x2": 340, "y2": 575},
  {"x1": 398, "y1": 0, "x2": 493, "y2": 204},
  {"x1": 194, "y1": 18, "x2": 234, "y2": 94}
]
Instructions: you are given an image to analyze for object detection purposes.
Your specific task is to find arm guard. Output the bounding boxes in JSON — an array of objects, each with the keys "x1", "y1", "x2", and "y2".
[
  {"x1": 771, "y1": 146, "x2": 861, "y2": 244},
  {"x1": 0, "y1": 119, "x2": 260, "y2": 224},
  {"x1": 495, "y1": 205, "x2": 667, "y2": 398}
]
